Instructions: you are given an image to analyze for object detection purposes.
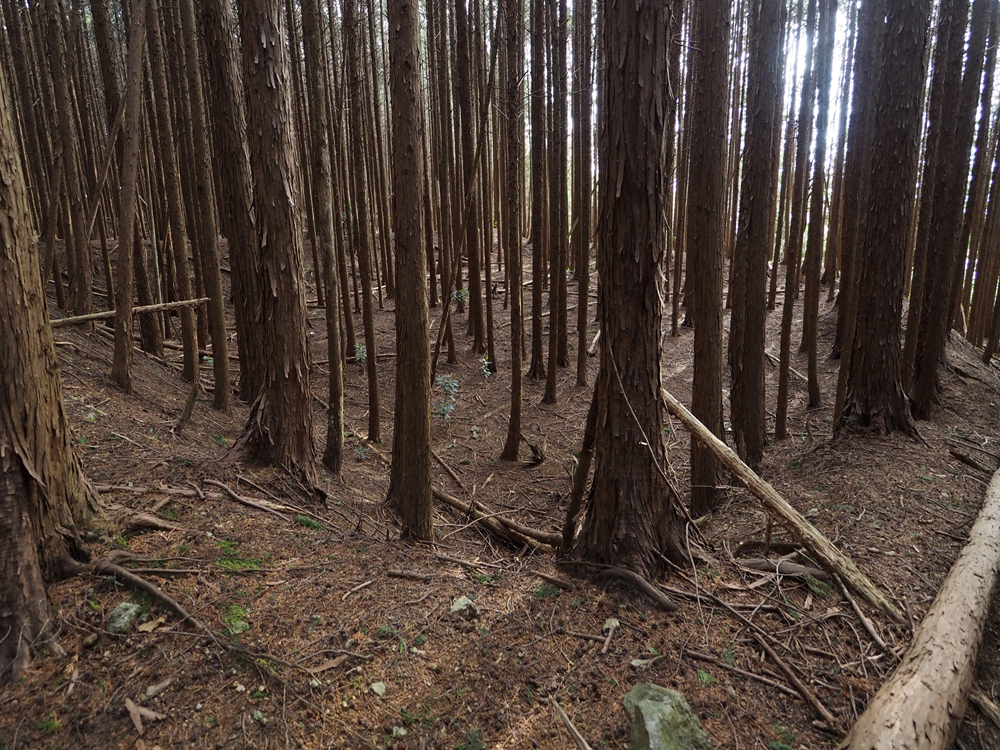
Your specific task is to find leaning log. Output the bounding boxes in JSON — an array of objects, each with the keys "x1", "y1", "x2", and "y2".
[
  {"x1": 51, "y1": 297, "x2": 209, "y2": 328},
  {"x1": 661, "y1": 387, "x2": 903, "y2": 622},
  {"x1": 838, "y1": 468, "x2": 1000, "y2": 749}
]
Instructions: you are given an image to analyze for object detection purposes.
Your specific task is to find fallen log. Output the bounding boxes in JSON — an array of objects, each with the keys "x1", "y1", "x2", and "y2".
[
  {"x1": 51, "y1": 297, "x2": 209, "y2": 328},
  {"x1": 661, "y1": 387, "x2": 902, "y2": 622},
  {"x1": 838, "y1": 468, "x2": 1000, "y2": 749}
]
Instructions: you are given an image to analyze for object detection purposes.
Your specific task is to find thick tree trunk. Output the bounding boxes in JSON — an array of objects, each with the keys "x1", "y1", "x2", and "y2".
[
  {"x1": 840, "y1": 0, "x2": 930, "y2": 436},
  {"x1": 386, "y1": 0, "x2": 433, "y2": 540},
  {"x1": 235, "y1": 0, "x2": 317, "y2": 482},
  {"x1": 575, "y1": 0, "x2": 685, "y2": 578},
  {"x1": 0, "y1": 66, "x2": 96, "y2": 684},
  {"x1": 840, "y1": 467, "x2": 1000, "y2": 749}
]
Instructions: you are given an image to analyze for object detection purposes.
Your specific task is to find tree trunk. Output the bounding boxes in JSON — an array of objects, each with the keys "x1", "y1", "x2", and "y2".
[
  {"x1": 455, "y1": 0, "x2": 485, "y2": 354},
  {"x1": 686, "y1": 0, "x2": 731, "y2": 514},
  {"x1": 799, "y1": 0, "x2": 835, "y2": 408},
  {"x1": 0, "y1": 66, "x2": 96, "y2": 684},
  {"x1": 146, "y1": 0, "x2": 198, "y2": 383},
  {"x1": 573, "y1": 0, "x2": 591, "y2": 387},
  {"x1": 575, "y1": 0, "x2": 686, "y2": 578},
  {"x1": 342, "y1": 0, "x2": 381, "y2": 441},
  {"x1": 840, "y1": 0, "x2": 930, "y2": 436},
  {"x1": 912, "y1": 0, "x2": 986, "y2": 419},
  {"x1": 112, "y1": 0, "x2": 148, "y2": 393},
  {"x1": 235, "y1": 0, "x2": 318, "y2": 482},
  {"x1": 527, "y1": 0, "x2": 547, "y2": 381},
  {"x1": 301, "y1": 0, "x2": 345, "y2": 475},
  {"x1": 386, "y1": 0, "x2": 433, "y2": 540},
  {"x1": 500, "y1": 0, "x2": 524, "y2": 462},
  {"x1": 201, "y1": 0, "x2": 266, "y2": 402},
  {"x1": 44, "y1": 0, "x2": 92, "y2": 318},
  {"x1": 178, "y1": 0, "x2": 231, "y2": 412},
  {"x1": 730, "y1": 0, "x2": 784, "y2": 470}
]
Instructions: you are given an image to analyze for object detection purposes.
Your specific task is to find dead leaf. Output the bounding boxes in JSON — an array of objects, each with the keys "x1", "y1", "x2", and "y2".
[
  {"x1": 146, "y1": 677, "x2": 174, "y2": 697},
  {"x1": 125, "y1": 697, "x2": 145, "y2": 735},
  {"x1": 138, "y1": 616, "x2": 166, "y2": 633},
  {"x1": 306, "y1": 655, "x2": 349, "y2": 674},
  {"x1": 134, "y1": 704, "x2": 166, "y2": 722}
]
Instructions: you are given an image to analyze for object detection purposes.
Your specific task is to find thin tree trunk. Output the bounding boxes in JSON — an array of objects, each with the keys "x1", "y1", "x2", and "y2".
[{"x1": 687, "y1": 0, "x2": 731, "y2": 514}]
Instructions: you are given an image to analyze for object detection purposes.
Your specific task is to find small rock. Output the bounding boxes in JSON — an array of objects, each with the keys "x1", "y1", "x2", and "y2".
[
  {"x1": 106, "y1": 603, "x2": 143, "y2": 634},
  {"x1": 309, "y1": 679, "x2": 321, "y2": 689},
  {"x1": 195, "y1": 703, "x2": 203, "y2": 711},
  {"x1": 623, "y1": 683, "x2": 712, "y2": 750},
  {"x1": 391, "y1": 727, "x2": 407, "y2": 738},
  {"x1": 450, "y1": 596, "x2": 480, "y2": 620},
  {"x1": 370, "y1": 682, "x2": 387, "y2": 697},
  {"x1": 252, "y1": 710, "x2": 266, "y2": 724},
  {"x1": 234, "y1": 683, "x2": 246, "y2": 693}
]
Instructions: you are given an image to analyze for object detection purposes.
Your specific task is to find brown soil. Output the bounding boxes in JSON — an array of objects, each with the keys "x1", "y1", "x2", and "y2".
[{"x1": 4, "y1": 249, "x2": 1000, "y2": 750}]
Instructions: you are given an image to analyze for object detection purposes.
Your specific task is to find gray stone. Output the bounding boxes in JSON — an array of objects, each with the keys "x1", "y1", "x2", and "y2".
[
  {"x1": 623, "y1": 683, "x2": 712, "y2": 750},
  {"x1": 106, "y1": 603, "x2": 144, "y2": 634},
  {"x1": 449, "y1": 596, "x2": 480, "y2": 620}
]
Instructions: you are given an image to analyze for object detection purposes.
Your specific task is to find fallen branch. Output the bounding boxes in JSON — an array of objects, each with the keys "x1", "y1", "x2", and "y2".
[
  {"x1": 51, "y1": 297, "x2": 209, "y2": 328},
  {"x1": 737, "y1": 557, "x2": 831, "y2": 581},
  {"x1": 432, "y1": 448, "x2": 466, "y2": 490},
  {"x1": 834, "y1": 574, "x2": 889, "y2": 653},
  {"x1": 90, "y1": 559, "x2": 208, "y2": 634},
  {"x1": 839, "y1": 468, "x2": 1000, "y2": 749},
  {"x1": 970, "y1": 687, "x2": 1000, "y2": 730},
  {"x1": 550, "y1": 697, "x2": 594, "y2": 750},
  {"x1": 203, "y1": 480, "x2": 292, "y2": 523},
  {"x1": 683, "y1": 649, "x2": 798, "y2": 698},
  {"x1": 433, "y1": 487, "x2": 558, "y2": 551},
  {"x1": 949, "y1": 448, "x2": 993, "y2": 474},
  {"x1": 754, "y1": 633, "x2": 838, "y2": 729},
  {"x1": 661, "y1": 387, "x2": 902, "y2": 622}
]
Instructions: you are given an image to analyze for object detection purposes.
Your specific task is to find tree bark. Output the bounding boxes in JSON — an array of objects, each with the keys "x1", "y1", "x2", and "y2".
[
  {"x1": 235, "y1": 0, "x2": 318, "y2": 482},
  {"x1": 500, "y1": 0, "x2": 525, "y2": 462},
  {"x1": 342, "y1": 0, "x2": 382, "y2": 441},
  {"x1": 386, "y1": 0, "x2": 433, "y2": 540},
  {"x1": 799, "y1": 0, "x2": 835, "y2": 408},
  {"x1": 912, "y1": 0, "x2": 987, "y2": 419},
  {"x1": 111, "y1": 0, "x2": 148, "y2": 394},
  {"x1": 201, "y1": 0, "x2": 265, "y2": 402},
  {"x1": 0, "y1": 65, "x2": 96, "y2": 683},
  {"x1": 730, "y1": 0, "x2": 784, "y2": 469},
  {"x1": 840, "y1": 0, "x2": 930, "y2": 436},
  {"x1": 178, "y1": 0, "x2": 231, "y2": 412},
  {"x1": 574, "y1": 0, "x2": 686, "y2": 578},
  {"x1": 686, "y1": 0, "x2": 731, "y2": 514}
]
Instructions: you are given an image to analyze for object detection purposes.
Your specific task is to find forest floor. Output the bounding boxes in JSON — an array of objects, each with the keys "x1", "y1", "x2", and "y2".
[{"x1": 5, "y1": 246, "x2": 1000, "y2": 750}]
